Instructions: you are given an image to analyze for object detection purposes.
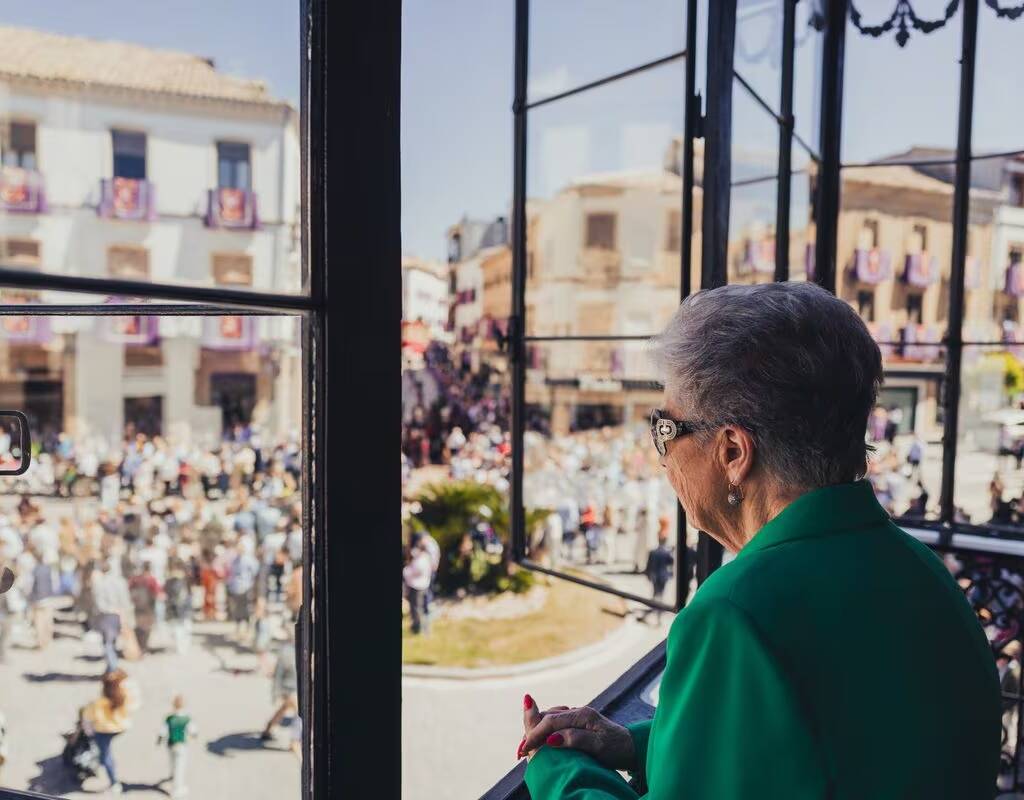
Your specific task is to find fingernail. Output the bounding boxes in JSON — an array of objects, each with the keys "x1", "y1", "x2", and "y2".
[
  {"x1": 523, "y1": 694, "x2": 534, "y2": 710},
  {"x1": 517, "y1": 738, "x2": 525, "y2": 759},
  {"x1": 546, "y1": 733, "x2": 564, "y2": 747}
]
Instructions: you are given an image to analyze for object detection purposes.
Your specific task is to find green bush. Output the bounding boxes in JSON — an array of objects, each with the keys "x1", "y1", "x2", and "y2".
[{"x1": 409, "y1": 480, "x2": 543, "y2": 597}]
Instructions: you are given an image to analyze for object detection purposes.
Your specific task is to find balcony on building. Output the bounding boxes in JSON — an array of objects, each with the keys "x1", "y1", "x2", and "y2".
[
  {"x1": 849, "y1": 247, "x2": 893, "y2": 285},
  {"x1": 0, "y1": 120, "x2": 45, "y2": 214},
  {"x1": 206, "y1": 142, "x2": 260, "y2": 230},
  {"x1": 99, "y1": 129, "x2": 156, "y2": 222}
]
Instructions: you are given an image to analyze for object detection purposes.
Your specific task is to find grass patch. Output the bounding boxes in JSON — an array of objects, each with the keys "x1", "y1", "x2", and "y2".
[{"x1": 402, "y1": 577, "x2": 627, "y2": 668}]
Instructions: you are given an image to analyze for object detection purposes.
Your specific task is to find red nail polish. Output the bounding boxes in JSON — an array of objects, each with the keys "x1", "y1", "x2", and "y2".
[
  {"x1": 517, "y1": 738, "x2": 525, "y2": 759},
  {"x1": 523, "y1": 694, "x2": 534, "y2": 710},
  {"x1": 546, "y1": 733, "x2": 564, "y2": 747}
]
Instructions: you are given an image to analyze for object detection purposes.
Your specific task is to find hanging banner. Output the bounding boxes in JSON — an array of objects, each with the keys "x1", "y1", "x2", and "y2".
[
  {"x1": 903, "y1": 252, "x2": 938, "y2": 288},
  {"x1": 0, "y1": 166, "x2": 46, "y2": 213},
  {"x1": 103, "y1": 315, "x2": 159, "y2": 345},
  {"x1": 201, "y1": 315, "x2": 256, "y2": 351},
  {"x1": 205, "y1": 188, "x2": 260, "y2": 230},
  {"x1": 851, "y1": 248, "x2": 892, "y2": 284},
  {"x1": 98, "y1": 178, "x2": 157, "y2": 221},
  {"x1": 0, "y1": 315, "x2": 51, "y2": 344}
]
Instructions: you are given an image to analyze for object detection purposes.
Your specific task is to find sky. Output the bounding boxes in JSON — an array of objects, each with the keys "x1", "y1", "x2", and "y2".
[
  {"x1": 1, "y1": 2, "x2": 1020, "y2": 262},
  {"x1": 0, "y1": 0, "x2": 300, "y2": 105}
]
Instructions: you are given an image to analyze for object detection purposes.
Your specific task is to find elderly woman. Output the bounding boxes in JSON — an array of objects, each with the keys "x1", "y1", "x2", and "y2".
[{"x1": 518, "y1": 283, "x2": 1000, "y2": 798}]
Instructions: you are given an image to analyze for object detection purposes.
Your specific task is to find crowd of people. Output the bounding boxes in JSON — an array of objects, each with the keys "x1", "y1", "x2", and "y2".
[{"x1": 0, "y1": 424, "x2": 304, "y2": 795}]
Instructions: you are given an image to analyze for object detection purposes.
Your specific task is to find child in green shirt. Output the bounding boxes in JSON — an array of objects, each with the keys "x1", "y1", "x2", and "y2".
[{"x1": 157, "y1": 695, "x2": 196, "y2": 798}]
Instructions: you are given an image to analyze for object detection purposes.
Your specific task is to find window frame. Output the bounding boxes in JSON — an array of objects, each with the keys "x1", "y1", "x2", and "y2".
[
  {"x1": 0, "y1": 1, "x2": 402, "y2": 798},
  {"x1": 506, "y1": 0, "x2": 1024, "y2": 611}
]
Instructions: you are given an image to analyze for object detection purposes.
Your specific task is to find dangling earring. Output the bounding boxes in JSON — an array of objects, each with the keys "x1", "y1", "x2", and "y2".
[{"x1": 727, "y1": 482, "x2": 743, "y2": 506}]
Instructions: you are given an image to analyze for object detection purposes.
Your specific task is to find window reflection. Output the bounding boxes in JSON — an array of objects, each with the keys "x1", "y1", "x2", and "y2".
[{"x1": 526, "y1": 60, "x2": 686, "y2": 338}]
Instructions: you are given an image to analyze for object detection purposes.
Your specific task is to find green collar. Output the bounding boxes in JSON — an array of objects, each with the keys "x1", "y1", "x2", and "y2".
[{"x1": 736, "y1": 479, "x2": 889, "y2": 560}]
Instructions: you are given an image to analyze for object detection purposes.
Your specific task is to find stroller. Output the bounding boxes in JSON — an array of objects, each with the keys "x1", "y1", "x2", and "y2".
[{"x1": 62, "y1": 721, "x2": 101, "y2": 783}]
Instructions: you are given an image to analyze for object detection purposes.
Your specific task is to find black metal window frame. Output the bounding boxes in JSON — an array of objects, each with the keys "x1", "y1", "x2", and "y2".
[
  {"x1": 509, "y1": 0, "x2": 1024, "y2": 607},
  {"x1": 508, "y1": 0, "x2": 701, "y2": 613},
  {"x1": 0, "y1": 1, "x2": 403, "y2": 798}
]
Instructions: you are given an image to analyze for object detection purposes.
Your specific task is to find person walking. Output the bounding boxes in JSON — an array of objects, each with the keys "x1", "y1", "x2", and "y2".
[
  {"x1": 81, "y1": 670, "x2": 139, "y2": 795},
  {"x1": 641, "y1": 517, "x2": 674, "y2": 625},
  {"x1": 28, "y1": 547, "x2": 58, "y2": 650},
  {"x1": 91, "y1": 559, "x2": 133, "y2": 673},
  {"x1": 261, "y1": 627, "x2": 298, "y2": 744},
  {"x1": 402, "y1": 534, "x2": 432, "y2": 635},
  {"x1": 226, "y1": 539, "x2": 260, "y2": 639},
  {"x1": 163, "y1": 560, "x2": 193, "y2": 656},
  {"x1": 157, "y1": 694, "x2": 197, "y2": 799},
  {"x1": 128, "y1": 561, "x2": 162, "y2": 656}
]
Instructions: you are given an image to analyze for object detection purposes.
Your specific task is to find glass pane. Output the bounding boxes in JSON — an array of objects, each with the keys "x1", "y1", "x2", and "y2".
[
  {"x1": 793, "y1": 0, "x2": 824, "y2": 155},
  {"x1": 0, "y1": 12, "x2": 305, "y2": 295},
  {"x1": 522, "y1": 339, "x2": 681, "y2": 605},
  {"x1": 0, "y1": 313, "x2": 303, "y2": 797},
  {"x1": 955, "y1": 344, "x2": 1024, "y2": 529},
  {"x1": 842, "y1": 8, "x2": 961, "y2": 165},
  {"x1": 870, "y1": 347, "x2": 947, "y2": 522},
  {"x1": 526, "y1": 60, "x2": 685, "y2": 338},
  {"x1": 732, "y1": 79, "x2": 784, "y2": 184},
  {"x1": 963, "y1": 153, "x2": 1024, "y2": 344},
  {"x1": 836, "y1": 163, "x2": 956, "y2": 342},
  {"x1": 972, "y1": 10, "x2": 1024, "y2": 158},
  {"x1": 788, "y1": 161, "x2": 817, "y2": 282},
  {"x1": 728, "y1": 177, "x2": 778, "y2": 285},
  {"x1": 528, "y1": 1, "x2": 685, "y2": 103},
  {"x1": 734, "y1": 0, "x2": 784, "y2": 114}
]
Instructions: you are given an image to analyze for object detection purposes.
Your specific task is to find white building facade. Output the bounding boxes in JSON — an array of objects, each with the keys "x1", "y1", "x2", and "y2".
[{"x1": 0, "y1": 26, "x2": 301, "y2": 446}]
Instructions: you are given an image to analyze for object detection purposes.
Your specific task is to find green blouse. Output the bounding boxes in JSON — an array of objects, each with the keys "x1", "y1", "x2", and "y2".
[{"x1": 525, "y1": 480, "x2": 1001, "y2": 799}]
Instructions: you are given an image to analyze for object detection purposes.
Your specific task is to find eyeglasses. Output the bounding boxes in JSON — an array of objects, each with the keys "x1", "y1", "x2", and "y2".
[{"x1": 649, "y1": 408, "x2": 703, "y2": 457}]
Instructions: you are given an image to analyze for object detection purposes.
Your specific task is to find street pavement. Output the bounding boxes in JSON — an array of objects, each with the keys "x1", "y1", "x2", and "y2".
[
  {"x1": 0, "y1": 605, "x2": 300, "y2": 799},
  {"x1": 402, "y1": 609, "x2": 672, "y2": 800}
]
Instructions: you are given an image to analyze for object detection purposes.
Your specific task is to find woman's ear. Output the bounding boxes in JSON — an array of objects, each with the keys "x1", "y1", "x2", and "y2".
[{"x1": 719, "y1": 425, "x2": 755, "y2": 485}]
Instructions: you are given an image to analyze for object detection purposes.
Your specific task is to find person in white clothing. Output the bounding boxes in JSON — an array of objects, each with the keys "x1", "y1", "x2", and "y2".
[{"x1": 403, "y1": 534, "x2": 433, "y2": 635}]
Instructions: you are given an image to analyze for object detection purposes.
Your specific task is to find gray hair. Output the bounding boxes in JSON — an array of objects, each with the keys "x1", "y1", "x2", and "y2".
[{"x1": 650, "y1": 281, "x2": 883, "y2": 490}]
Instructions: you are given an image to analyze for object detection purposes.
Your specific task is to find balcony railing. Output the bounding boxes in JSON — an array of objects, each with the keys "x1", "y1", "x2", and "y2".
[
  {"x1": 0, "y1": 166, "x2": 46, "y2": 213},
  {"x1": 98, "y1": 177, "x2": 157, "y2": 221},
  {"x1": 480, "y1": 527, "x2": 1024, "y2": 798},
  {"x1": 205, "y1": 187, "x2": 260, "y2": 230}
]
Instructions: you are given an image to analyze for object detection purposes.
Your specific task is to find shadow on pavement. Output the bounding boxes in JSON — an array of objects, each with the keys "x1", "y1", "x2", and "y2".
[
  {"x1": 23, "y1": 671, "x2": 103, "y2": 683},
  {"x1": 26, "y1": 753, "x2": 95, "y2": 795},
  {"x1": 122, "y1": 781, "x2": 171, "y2": 795},
  {"x1": 206, "y1": 732, "x2": 288, "y2": 758}
]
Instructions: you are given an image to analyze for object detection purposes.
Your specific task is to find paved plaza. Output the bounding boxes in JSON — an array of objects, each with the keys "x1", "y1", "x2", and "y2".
[
  {"x1": 0, "y1": 608, "x2": 301, "y2": 799},
  {"x1": 0, "y1": 495, "x2": 301, "y2": 799}
]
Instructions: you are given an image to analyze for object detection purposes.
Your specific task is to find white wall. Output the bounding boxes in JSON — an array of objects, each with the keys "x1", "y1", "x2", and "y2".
[
  {"x1": 0, "y1": 81, "x2": 300, "y2": 292},
  {"x1": 403, "y1": 266, "x2": 449, "y2": 333}
]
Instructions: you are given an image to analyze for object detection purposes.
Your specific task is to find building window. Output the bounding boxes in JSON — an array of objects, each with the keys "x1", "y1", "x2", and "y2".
[
  {"x1": 906, "y1": 293, "x2": 923, "y2": 324},
  {"x1": 1, "y1": 121, "x2": 36, "y2": 169},
  {"x1": 584, "y1": 213, "x2": 616, "y2": 251},
  {"x1": 857, "y1": 289, "x2": 875, "y2": 321},
  {"x1": 912, "y1": 224, "x2": 928, "y2": 252},
  {"x1": 112, "y1": 130, "x2": 147, "y2": 179},
  {"x1": 107, "y1": 244, "x2": 150, "y2": 280},
  {"x1": 1011, "y1": 174, "x2": 1024, "y2": 208},
  {"x1": 863, "y1": 219, "x2": 880, "y2": 248},
  {"x1": 212, "y1": 253, "x2": 254, "y2": 286},
  {"x1": 666, "y1": 209, "x2": 682, "y2": 252},
  {"x1": 0, "y1": 237, "x2": 40, "y2": 268},
  {"x1": 217, "y1": 142, "x2": 252, "y2": 191}
]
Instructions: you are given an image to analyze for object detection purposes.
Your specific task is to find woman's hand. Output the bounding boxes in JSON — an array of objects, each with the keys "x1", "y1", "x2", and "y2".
[{"x1": 517, "y1": 694, "x2": 636, "y2": 771}]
